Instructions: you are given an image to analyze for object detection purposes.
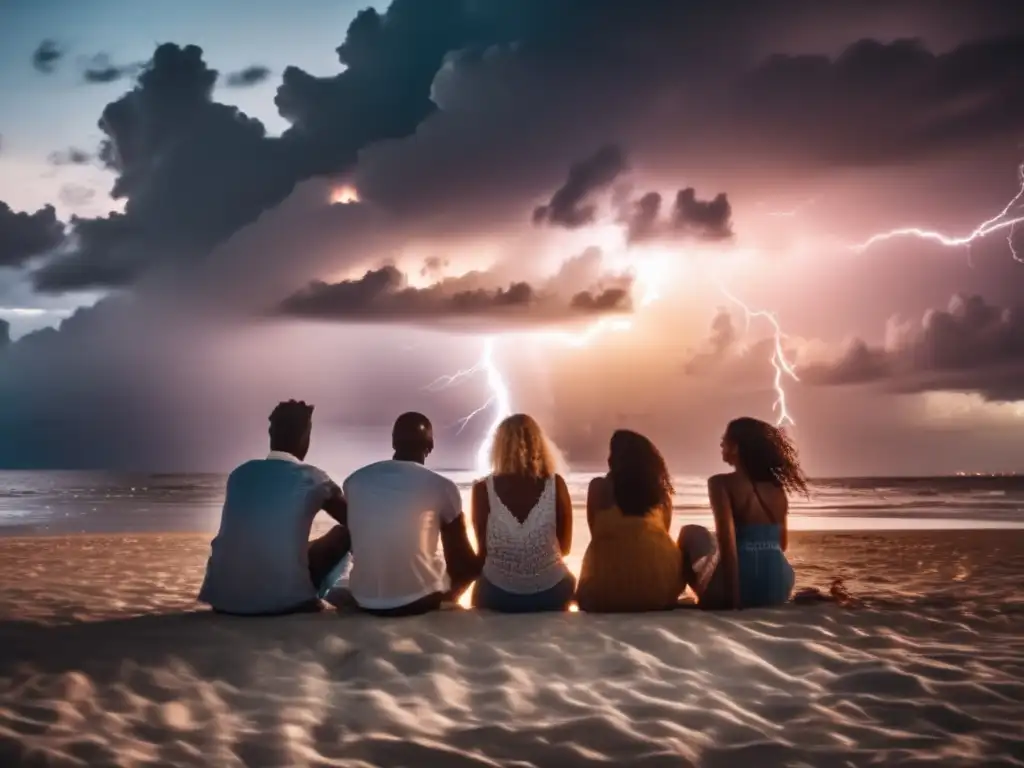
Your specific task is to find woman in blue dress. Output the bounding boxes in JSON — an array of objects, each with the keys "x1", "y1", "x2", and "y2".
[{"x1": 679, "y1": 417, "x2": 808, "y2": 609}]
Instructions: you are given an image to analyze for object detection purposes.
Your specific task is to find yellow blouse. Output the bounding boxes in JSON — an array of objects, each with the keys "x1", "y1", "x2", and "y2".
[{"x1": 576, "y1": 505, "x2": 682, "y2": 613}]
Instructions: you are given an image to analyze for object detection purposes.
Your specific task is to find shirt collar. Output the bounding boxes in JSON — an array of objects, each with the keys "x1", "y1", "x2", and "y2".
[{"x1": 266, "y1": 450, "x2": 302, "y2": 464}]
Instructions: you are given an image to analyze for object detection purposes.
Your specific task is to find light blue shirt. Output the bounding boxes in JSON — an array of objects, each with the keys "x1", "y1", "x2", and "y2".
[{"x1": 198, "y1": 451, "x2": 337, "y2": 614}]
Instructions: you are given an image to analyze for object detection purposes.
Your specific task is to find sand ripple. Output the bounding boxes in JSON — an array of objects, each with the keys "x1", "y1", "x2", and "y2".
[{"x1": 0, "y1": 532, "x2": 1022, "y2": 766}]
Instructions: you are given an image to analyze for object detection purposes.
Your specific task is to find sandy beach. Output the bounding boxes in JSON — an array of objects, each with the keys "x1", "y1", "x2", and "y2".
[{"x1": 0, "y1": 531, "x2": 1022, "y2": 767}]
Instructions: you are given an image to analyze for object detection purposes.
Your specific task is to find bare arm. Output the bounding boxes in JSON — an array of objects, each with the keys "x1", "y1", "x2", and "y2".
[
  {"x1": 439, "y1": 480, "x2": 482, "y2": 600},
  {"x1": 708, "y1": 475, "x2": 741, "y2": 609},
  {"x1": 321, "y1": 482, "x2": 348, "y2": 527},
  {"x1": 470, "y1": 481, "x2": 489, "y2": 562},
  {"x1": 586, "y1": 476, "x2": 608, "y2": 533},
  {"x1": 554, "y1": 474, "x2": 573, "y2": 556},
  {"x1": 440, "y1": 514, "x2": 483, "y2": 599}
]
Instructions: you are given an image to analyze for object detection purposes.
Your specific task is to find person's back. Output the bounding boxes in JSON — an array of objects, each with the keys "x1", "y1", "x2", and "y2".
[
  {"x1": 343, "y1": 412, "x2": 480, "y2": 616},
  {"x1": 199, "y1": 400, "x2": 349, "y2": 615},
  {"x1": 344, "y1": 458, "x2": 462, "y2": 610},
  {"x1": 576, "y1": 430, "x2": 682, "y2": 613},
  {"x1": 722, "y1": 472, "x2": 793, "y2": 608},
  {"x1": 471, "y1": 414, "x2": 575, "y2": 613},
  {"x1": 679, "y1": 416, "x2": 803, "y2": 609}
]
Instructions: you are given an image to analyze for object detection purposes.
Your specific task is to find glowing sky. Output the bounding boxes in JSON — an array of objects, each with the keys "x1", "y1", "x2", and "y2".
[{"x1": 1, "y1": 0, "x2": 1024, "y2": 476}]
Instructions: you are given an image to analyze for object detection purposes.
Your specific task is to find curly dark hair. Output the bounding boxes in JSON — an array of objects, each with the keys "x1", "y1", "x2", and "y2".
[
  {"x1": 608, "y1": 429, "x2": 674, "y2": 517},
  {"x1": 725, "y1": 417, "x2": 808, "y2": 496}
]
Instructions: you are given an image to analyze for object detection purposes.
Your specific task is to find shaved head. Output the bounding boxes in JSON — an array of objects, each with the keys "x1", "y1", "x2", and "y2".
[{"x1": 392, "y1": 411, "x2": 434, "y2": 462}]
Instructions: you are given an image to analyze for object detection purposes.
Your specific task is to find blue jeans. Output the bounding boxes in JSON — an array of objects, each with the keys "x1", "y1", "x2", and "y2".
[{"x1": 473, "y1": 573, "x2": 576, "y2": 613}]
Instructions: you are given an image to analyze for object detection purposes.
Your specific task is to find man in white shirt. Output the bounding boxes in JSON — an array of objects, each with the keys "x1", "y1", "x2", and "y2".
[
  {"x1": 198, "y1": 400, "x2": 349, "y2": 615},
  {"x1": 343, "y1": 412, "x2": 481, "y2": 616}
]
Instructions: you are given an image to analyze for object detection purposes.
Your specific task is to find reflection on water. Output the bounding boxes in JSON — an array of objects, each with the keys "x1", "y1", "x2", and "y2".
[{"x1": 1, "y1": 470, "x2": 1023, "y2": 538}]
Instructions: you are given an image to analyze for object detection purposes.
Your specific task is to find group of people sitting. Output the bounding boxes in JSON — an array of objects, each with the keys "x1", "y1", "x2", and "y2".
[{"x1": 199, "y1": 400, "x2": 808, "y2": 616}]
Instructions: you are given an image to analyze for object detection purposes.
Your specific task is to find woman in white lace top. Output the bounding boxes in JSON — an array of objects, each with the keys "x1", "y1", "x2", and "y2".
[{"x1": 470, "y1": 414, "x2": 575, "y2": 612}]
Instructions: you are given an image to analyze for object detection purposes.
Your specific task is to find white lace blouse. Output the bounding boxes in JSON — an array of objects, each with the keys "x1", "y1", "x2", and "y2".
[{"x1": 480, "y1": 475, "x2": 570, "y2": 594}]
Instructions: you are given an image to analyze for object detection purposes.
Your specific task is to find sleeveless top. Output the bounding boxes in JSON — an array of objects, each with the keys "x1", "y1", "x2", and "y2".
[
  {"x1": 696, "y1": 479, "x2": 794, "y2": 607},
  {"x1": 481, "y1": 475, "x2": 570, "y2": 594},
  {"x1": 576, "y1": 504, "x2": 682, "y2": 612}
]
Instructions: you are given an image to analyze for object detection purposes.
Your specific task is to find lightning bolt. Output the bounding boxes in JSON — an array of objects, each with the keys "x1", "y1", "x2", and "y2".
[
  {"x1": 432, "y1": 162, "x2": 1024, "y2": 470},
  {"x1": 435, "y1": 265, "x2": 797, "y2": 474},
  {"x1": 851, "y1": 163, "x2": 1024, "y2": 262},
  {"x1": 453, "y1": 338, "x2": 511, "y2": 475},
  {"x1": 713, "y1": 281, "x2": 798, "y2": 427}
]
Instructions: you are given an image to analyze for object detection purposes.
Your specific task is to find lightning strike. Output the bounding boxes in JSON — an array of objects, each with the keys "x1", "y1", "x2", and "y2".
[
  {"x1": 850, "y1": 163, "x2": 1024, "y2": 261},
  {"x1": 455, "y1": 338, "x2": 512, "y2": 475},
  {"x1": 437, "y1": 253, "x2": 798, "y2": 474},
  {"x1": 714, "y1": 281, "x2": 799, "y2": 427}
]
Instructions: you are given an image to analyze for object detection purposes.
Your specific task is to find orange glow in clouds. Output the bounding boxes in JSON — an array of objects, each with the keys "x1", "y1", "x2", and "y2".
[{"x1": 330, "y1": 185, "x2": 360, "y2": 205}]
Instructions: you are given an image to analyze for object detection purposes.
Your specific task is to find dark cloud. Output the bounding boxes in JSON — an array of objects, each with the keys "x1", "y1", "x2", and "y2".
[
  {"x1": 731, "y1": 35, "x2": 1024, "y2": 165},
  {"x1": 32, "y1": 40, "x2": 63, "y2": 74},
  {"x1": 81, "y1": 54, "x2": 144, "y2": 84},
  {"x1": 47, "y1": 147, "x2": 92, "y2": 166},
  {"x1": 279, "y1": 261, "x2": 632, "y2": 328},
  {"x1": 33, "y1": 0, "x2": 540, "y2": 294},
  {"x1": 621, "y1": 188, "x2": 733, "y2": 244},
  {"x1": 0, "y1": 319, "x2": 10, "y2": 350},
  {"x1": 225, "y1": 65, "x2": 272, "y2": 88},
  {"x1": 29, "y1": 4, "x2": 1024, "y2": 298},
  {"x1": 673, "y1": 189, "x2": 733, "y2": 240},
  {"x1": 7, "y1": 0, "x2": 1024, "y2": 472},
  {"x1": 33, "y1": 213, "x2": 142, "y2": 293},
  {"x1": 532, "y1": 144, "x2": 628, "y2": 229},
  {"x1": 570, "y1": 287, "x2": 631, "y2": 312},
  {"x1": 58, "y1": 185, "x2": 98, "y2": 208},
  {"x1": 801, "y1": 294, "x2": 1024, "y2": 401},
  {"x1": 0, "y1": 203, "x2": 65, "y2": 269},
  {"x1": 33, "y1": 44, "x2": 298, "y2": 293}
]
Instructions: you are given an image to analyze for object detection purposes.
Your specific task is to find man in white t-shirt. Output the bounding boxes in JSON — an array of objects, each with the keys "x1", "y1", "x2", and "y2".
[
  {"x1": 198, "y1": 400, "x2": 349, "y2": 615},
  {"x1": 343, "y1": 412, "x2": 481, "y2": 616}
]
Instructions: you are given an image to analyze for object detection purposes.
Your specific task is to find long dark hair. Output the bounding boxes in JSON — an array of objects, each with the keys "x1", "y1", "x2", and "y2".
[
  {"x1": 726, "y1": 417, "x2": 808, "y2": 496},
  {"x1": 608, "y1": 429, "x2": 674, "y2": 517}
]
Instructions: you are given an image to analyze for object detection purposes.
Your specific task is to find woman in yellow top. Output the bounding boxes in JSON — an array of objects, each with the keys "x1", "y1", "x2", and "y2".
[{"x1": 576, "y1": 429, "x2": 682, "y2": 612}]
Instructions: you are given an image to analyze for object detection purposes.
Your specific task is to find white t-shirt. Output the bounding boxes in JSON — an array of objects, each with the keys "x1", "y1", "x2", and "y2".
[
  {"x1": 198, "y1": 451, "x2": 337, "y2": 614},
  {"x1": 343, "y1": 459, "x2": 463, "y2": 610}
]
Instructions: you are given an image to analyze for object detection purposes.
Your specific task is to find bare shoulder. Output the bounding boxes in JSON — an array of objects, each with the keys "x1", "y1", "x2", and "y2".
[
  {"x1": 554, "y1": 473, "x2": 569, "y2": 491},
  {"x1": 707, "y1": 472, "x2": 736, "y2": 489}
]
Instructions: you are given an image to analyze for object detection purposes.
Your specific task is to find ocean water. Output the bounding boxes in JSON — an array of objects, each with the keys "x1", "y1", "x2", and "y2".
[{"x1": 1, "y1": 470, "x2": 1023, "y2": 537}]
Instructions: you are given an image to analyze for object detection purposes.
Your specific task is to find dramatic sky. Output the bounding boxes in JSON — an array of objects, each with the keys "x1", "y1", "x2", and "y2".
[{"x1": 2, "y1": 0, "x2": 1024, "y2": 476}]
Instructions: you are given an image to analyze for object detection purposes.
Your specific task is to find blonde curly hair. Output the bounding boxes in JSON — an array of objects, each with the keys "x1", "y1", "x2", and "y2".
[{"x1": 490, "y1": 413, "x2": 557, "y2": 478}]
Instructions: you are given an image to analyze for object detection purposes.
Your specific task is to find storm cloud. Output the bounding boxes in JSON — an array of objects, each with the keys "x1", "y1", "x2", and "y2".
[
  {"x1": 279, "y1": 258, "x2": 633, "y2": 329},
  {"x1": 0, "y1": 203, "x2": 65, "y2": 269},
  {"x1": 533, "y1": 144, "x2": 629, "y2": 229},
  {"x1": 21, "y1": 5, "x2": 1024, "y2": 298},
  {"x1": 801, "y1": 294, "x2": 1024, "y2": 401},
  {"x1": 3, "y1": 0, "x2": 1024, "y2": 473},
  {"x1": 621, "y1": 188, "x2": 734, "y2": 244}
]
